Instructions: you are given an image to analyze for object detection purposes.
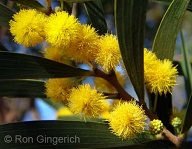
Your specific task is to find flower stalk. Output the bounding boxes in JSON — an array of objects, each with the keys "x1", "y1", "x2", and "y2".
[{"x1": 94, "y1": 67, "x2": 182, "y2": 147}]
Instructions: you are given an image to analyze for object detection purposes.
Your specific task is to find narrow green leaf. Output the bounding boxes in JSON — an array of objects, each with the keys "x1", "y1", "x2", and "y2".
[
  {"x1": 0, "y1": 79, "x2": 46, "y2": 98},
  {"x1": 0, "y1": 52, "x2": 93, "y2": 79},
  {"x1": 0, "y1": 121, "x2": 153, "y2": 148},
  {"x1": 11, "y1": 0, "x2": 46, "y2": 12},
  {"x1": 84, "y1": 0, "x2": 108, "y2": 35},
  {"x1": 152, "y1": 0, "x2": 189, "y2": 60},
  {"x1": 181, "y1": 93, "x2": 192, "y2": 133},
  {"x1": 149, "y1": 0, "x2": 192, "y2": 12},
  {"x1": 58, "y1": 115, "x2": 105, "y2": 123},
  {"x1": 0, "y1": 3, "x2": 15, "y2": 27},
  {"x1": 180, "y1": 30, "x2": 192, "y2": 100},
  {"x1": 115, "y1": 0, "x2": 148, "y2": 101}
]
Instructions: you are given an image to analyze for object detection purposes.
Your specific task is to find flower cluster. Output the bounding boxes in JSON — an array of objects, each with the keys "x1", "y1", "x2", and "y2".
[
  {"x1": 9, "y1": 8, "x2": 179, "y2": 141},
  {"x1": 144, "y1": 48, "x2": 178, "y2": 95},
  {"x1": 10, "y1": 9, "x2": 121, "y2": 72}
]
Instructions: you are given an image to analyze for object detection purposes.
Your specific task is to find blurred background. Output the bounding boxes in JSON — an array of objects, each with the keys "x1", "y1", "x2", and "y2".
[{"x1": 0, "y1": 0, "x2": 191, "y2": 141}]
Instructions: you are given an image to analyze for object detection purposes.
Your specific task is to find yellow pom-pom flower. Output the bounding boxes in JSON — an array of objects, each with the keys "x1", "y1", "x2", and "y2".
[
  {"x1": 95, "y1": 34, "x2": 121, "y2": 72},
  {"x1": 45, "y1": 78, "x2": 75, "y2": 103},
  {"x1": 43, "y1": 46, "x2": 70, "y2": 64},
  {"x1": 66, "y1": 24, "x2": 100, "y2": 63},
  {"x1": 144, "y1": 49, "x2": 178, "y2": 95},
  {"x1": 149, "y1": 119, "x2": 164, "y2": 135},
  {"x1": 144, "y1": 48, "x2": 158, "y2": 67},
  {"x1": 68, "y1": 84, "x2": 106, "y2": 118},
  {"x1": 108, "y1": 101, "x2": 147, "y2": 139},
  {"x1": 45, "y1": 11, "x2": 80, "y2": 48},
  {"x1": 94, "y1": 70, "x2": 125, "y2": 93},
  {"x1": 9, "y1": 9, "x2": 47, "y2": 47}
]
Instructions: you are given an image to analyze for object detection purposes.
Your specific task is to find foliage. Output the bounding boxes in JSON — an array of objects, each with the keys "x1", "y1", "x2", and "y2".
[{"x1": 0, "y1": 0, "x2": 192, "y2": 148}]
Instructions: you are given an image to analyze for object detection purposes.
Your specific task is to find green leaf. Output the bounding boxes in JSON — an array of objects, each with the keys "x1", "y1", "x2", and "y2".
[
  {"x1": 152, "y1": 0, "x2": 189, "y2": 60},
  {"x1": 114, "y1": 0, "x2": 148, "y2": 101},
  {"x1": 149, "y1": 0, "x2": 192, "y2": 12},
  {"x1": 0, "y1": 79, "x2": 46, "y2": 98},
  {"x1": 0, "y1": 52, "x2": 93, "y2": 79},
  {"x1": 11, "y1": 0, "x2": 46, "y2": 12},
  {"x1": 84, "y1": 0, "x2": 108, "y2": 35},
  {"x1": 58, "y1": 115, "x2": 105, "y2": 123},
  {"x1": 0, "y1": 3, "x2": 15, "y2": 27},
  {"x1": 181, "y1": 93, "x2": 192, "y2": 133},
  {"x1": 0, "y1": 121, "x2": 153, "y2": 148},
  {"x1": 180, "y1": 30, "x2": 192, "y2": 100}
]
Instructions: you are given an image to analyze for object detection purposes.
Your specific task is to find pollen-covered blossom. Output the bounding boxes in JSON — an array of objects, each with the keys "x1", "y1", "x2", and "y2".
[
  {"x1": 9, "y1": 9, "x2": 47, "y2": 47},
  {"x1": 44, "y1": 46, "x2": 70, "y2": 64},
  {"x1": 95, "y1": 34, "x2": 121, "y2": 72},
  {"x1": 66, "y1": 24, "x2": 100, "y2": 63},
  {"x1": 45, "y1": 78, "x2": 76, "y2": 103},
  {"x1": 144, "y1": 49, "x2": 178, "y2": 95},
  {"x1": 94, "y1": 70, "x2": 125, "y2": 93},
  {"x1": 108, "y1": 101, "x2": 147, "y2": 139},
  {"x1": 45, "y1": 11, "x2": 80, "y2": 49},
  {"x1": 68, "y1": 84, "x2": 106, "y2": 118}
]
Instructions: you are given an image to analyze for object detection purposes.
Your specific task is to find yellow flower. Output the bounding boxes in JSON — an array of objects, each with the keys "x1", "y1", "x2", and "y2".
[
  {"x1": 9, "y1": 9, "x2": 47, "y2": 47},
  {"x1": 43, "y1": 46, "x2": 71, "y2": 64},
  {"x1": 66, "y1": 24, "x2": 100, "y2": 63},
  {"x1": 68, "y1": 84, "x2": 106, "y2": 118},
  {"x1": 57, "y1": 107, "x2": 73, "y2": 118},
  {"x1": 144, "y1": 49, "x2": 178, "y2": 95},
  {"x1": 108, "y1": 101, "x2": 147, "y2": 139},
  {"x1": 94, "y1": 70, "x2": 125, "y2": 93},
  {"x1": 45, "y1": 78, "x2": 75, "y2": 103},
  {"x1": 45, "y1": 11, "x2": 80, "y2": 49},
  {"x1": 95, "y1": 34, "x2": 121, "y2": 72}
]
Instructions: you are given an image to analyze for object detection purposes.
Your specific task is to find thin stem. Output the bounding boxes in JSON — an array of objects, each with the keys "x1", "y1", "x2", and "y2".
[
  {"x1": 93, "y1": 67, "x2": 182, "y2": 147},
  {"x1": 60, "y1": 0, "x2": 64, "y2": 11},
  {"x1": 94, "y1": 68, "x2": 132, "y2": 100}
]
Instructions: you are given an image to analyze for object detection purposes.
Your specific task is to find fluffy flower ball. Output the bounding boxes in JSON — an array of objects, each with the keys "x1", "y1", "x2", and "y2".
[
  {"x1": 108, "y1": 101, "x2": 147, "y2": 139},
  {"x1": 43, "y1": 46, "x2": 71, "y2": 64},
  {"x1": 95, "y1": 34, "x2": 121, "y2": 72},
  {"x1": 45, "y1": 11, "x2": 80, "y2": 49},
  {"x1": 68, "y1": 84, "x2": 106, "y2": 118},
  {"x1": 66, "y1": 24, "x2": 100, "y2": 63},
  {"x1": 144, "y1": 49, "x2": 178, "y2": 95},
  {"x1": 9, "y1": 9, "x2": 47, "y2": 47},
  {"x1": 45, "y1": 78, "x2": 75, "y2": 103}
]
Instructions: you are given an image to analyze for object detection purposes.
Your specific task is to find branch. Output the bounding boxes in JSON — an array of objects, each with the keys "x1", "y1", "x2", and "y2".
[{"x1": 93, "y1": 67, "x2": 182, "y2": 147}]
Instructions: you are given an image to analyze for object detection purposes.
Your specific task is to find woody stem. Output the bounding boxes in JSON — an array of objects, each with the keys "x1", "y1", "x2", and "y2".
[{"x1": 93, "y1": 67, "x2": 182, "y2": 147}]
